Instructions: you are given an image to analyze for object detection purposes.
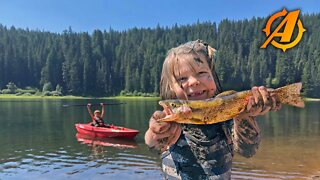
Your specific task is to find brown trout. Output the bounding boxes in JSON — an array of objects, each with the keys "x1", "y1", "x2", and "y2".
[{"x1": 158, "y1": 82, "x2": 304, "y2": 124}]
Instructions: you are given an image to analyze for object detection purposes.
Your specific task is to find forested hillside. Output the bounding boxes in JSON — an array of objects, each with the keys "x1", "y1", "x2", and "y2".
[{"x1": 0, "y1": 14, "x2": 319, "y2": 97}]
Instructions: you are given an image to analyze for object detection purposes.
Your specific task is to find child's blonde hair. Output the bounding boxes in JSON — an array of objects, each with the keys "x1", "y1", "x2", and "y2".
[{"x1": 160, "y1": 39, "x2": 222, "y2": 100}]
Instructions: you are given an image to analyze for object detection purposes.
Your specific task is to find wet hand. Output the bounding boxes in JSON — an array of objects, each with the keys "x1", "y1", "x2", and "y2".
[
  {"x1": 145, "y1": 110, "x2": 181, "y2": 152},
  {"x1": 87, "y1": 103, "x2": 91, "y2": 107},
  {"x1": 100, "y1": 103, "x2": 104, "y2": 106},
  {"x1": 237, "y1": 86, "x2": 282, "y2": 118}
]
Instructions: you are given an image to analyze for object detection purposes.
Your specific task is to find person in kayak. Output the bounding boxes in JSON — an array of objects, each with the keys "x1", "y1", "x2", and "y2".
[
  {"x1": 87, "y1": 103, "x2": 106, "y2": 127},
  {"x1": 144, "y1": 40, "x2": 282, "y2": 179}
]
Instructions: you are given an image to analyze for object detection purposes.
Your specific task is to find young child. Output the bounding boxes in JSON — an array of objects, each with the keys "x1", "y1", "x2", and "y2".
[
  {"x1": 87, "y1": 103, "x2": 106, "y2": 127},
  {"x1": 144, "y1": 40, "x2": 281, "y2": 179}
]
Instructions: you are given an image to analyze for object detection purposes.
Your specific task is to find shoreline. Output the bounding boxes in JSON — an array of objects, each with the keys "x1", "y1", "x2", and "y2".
[
  {"x1": 304, "y1": 98, "x2": 320, "y2": 102},
  {"x1": 0, "y1": 94, "x2": 318, "y2": 101},
  {"x1": 0, "y1": 94, "x2": 160, "y2": 100}
]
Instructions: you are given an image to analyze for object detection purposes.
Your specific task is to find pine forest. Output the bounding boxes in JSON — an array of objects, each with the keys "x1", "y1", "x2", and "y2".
[{"x1": 0, "y1": 14, "x2": 319, "y2": 97}]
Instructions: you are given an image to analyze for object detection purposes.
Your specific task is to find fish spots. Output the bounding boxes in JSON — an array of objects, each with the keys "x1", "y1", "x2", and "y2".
[
  {"x1": 203, "y1": 115, "x2": 210, "y2": 124},
  {"x1": 157, "y1": 83, "x2": 304, "y2": 124},
  {"x1": 210, "y1": 115, "x2": 217, "y2": 124}
]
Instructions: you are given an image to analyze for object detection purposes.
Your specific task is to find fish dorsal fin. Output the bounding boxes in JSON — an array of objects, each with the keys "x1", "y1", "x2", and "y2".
[{"x1": 215, "y1": 90, "x2": 237, "y2": 98}]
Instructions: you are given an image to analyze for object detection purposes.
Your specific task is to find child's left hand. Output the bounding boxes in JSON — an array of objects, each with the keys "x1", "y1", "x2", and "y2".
[{"x1": 236, "y1": 86, "x2": 282, "y2": 119}]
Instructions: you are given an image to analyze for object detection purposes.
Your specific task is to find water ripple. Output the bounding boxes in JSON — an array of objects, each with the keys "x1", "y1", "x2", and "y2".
[
  {"x1": 232, "y1": 163, "x2": 307, "y2": 179},
  {"x1": 0, "y1": 146, "x2": 161, "y2": 179}
]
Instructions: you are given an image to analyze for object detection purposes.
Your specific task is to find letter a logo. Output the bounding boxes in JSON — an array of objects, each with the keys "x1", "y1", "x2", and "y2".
[{"x1": 260, "y1": 9, "x2": 306, "y2": 52}]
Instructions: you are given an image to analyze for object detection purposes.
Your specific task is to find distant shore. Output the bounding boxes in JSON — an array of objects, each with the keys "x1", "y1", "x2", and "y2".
[
  {"x1": 0, "y1": 94, "x2": 318, "y2": 101},
  {"x1": 0, "y1": 94, "x2": 88, "y2": 99},
  {"x1": 0, "y1": 94, "x2": 160, "y2": 100},
  {"x1": 304, "y1": 98, "x2": 320, "y2": 102}
]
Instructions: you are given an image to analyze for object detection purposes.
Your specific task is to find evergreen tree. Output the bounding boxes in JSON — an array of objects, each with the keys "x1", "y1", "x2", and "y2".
[
  {"x1": 80, "y1": 32, "x2": 94, "y2": 95},
  {"x1": 0, "y1": 13, "x2": 319, "y2": 97}
]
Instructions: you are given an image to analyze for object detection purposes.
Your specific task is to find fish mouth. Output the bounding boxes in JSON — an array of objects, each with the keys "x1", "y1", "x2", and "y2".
[
  {"x1": 158, "y1": 101, "x2": 167, "y2": 107},
  {"x1": 159, "y1": 101, "x2": 174, "y2": 108},
  {"x1": 188, "y1": 90, "x2": 206, "y2": 98}
]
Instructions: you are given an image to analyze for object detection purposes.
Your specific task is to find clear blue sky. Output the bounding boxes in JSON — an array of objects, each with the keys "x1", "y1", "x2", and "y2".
[{"x1": 0, "y1": 0, "x2": 319, "y2": 33}]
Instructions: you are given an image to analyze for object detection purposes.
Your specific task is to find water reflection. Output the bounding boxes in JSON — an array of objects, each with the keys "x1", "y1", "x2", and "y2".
[
  {"x1": 76, "y1": 133, "x2": 138, "y2": 149},
  {"x1": 232, "y1": 101, "x2": 320, "y2": 179},
  {"x1": 0, "y1": 99, "x2": 319, "y2": 179},
  {"x1": 233, "y1": 136, "x2": 320, "y2": 179}
]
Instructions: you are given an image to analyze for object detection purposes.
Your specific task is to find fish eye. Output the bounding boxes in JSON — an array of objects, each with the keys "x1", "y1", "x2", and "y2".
[{"x1": 170, "y1": 103, "x2": 176, "y2": 108}]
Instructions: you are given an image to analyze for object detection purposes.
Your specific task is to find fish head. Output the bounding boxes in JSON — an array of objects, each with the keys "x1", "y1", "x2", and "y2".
[
  {"x1": 159, "y1": 99, "x2": 192, "y2": 120},
  {"x1": 159, "y1": 99, "x2": 185, "y2": 110}
]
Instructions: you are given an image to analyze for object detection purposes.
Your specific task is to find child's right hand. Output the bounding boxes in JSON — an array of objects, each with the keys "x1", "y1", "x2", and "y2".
[{"x1": 145, "y1": 110, "x2": 181, "y2": 152}]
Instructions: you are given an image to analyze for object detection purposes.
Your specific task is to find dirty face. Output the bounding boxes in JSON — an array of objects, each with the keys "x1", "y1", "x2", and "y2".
[{"x1": 173, "y1": 53, "x2": 217, "y2": 100}]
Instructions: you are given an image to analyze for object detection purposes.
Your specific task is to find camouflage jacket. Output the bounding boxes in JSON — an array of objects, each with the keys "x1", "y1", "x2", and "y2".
[{"x1": 161, "y1": 117, "x2": 261, "y2": 180}]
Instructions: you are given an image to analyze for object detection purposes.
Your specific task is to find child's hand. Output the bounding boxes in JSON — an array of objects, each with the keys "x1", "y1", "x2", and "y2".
[
  {"x1": 237, "y1": 86, "x2": 282, "y2": 119},
  {"x1": 100, "y1": 103, "x2": 104, "y2": 106},
  {"x1": 87, "y1": 103, "x2": 91, "y2": 107},
  {"x1": 145, "y1": 110, "x2": 181, "y2": 152}
]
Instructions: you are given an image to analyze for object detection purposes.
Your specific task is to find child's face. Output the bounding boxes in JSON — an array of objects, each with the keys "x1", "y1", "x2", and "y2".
[
  {"x1": 94, "y1": 112, "x2": 101, "y2": 117},
  {"x1": 173, "y1": 54, "x2": 217, "y2": 100}
]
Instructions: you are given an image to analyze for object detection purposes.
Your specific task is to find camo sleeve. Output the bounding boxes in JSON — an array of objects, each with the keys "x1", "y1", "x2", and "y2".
[{"x1": 232, "y1": 116, "x2": 261, "y2": 158}]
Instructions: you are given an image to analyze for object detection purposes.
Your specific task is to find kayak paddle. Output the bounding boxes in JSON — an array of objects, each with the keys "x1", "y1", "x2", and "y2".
[{"x1": 62, "y1": 102, "x2": 126, "y2": 107}]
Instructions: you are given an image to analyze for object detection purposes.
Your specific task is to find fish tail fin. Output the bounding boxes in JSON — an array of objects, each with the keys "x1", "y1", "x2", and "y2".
[{"x1": 274, "y1": 82, "x2": 305, "y2": 108}]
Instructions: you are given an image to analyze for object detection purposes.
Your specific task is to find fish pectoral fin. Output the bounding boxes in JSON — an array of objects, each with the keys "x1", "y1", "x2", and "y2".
[{"x1": 158, "y1": 114, "x2": 179, "y2": 122}]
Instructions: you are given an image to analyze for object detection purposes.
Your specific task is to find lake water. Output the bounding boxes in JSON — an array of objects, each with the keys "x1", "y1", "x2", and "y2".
[{"x1": 0, "y1": 98, "x2": 319, "y2": 179}]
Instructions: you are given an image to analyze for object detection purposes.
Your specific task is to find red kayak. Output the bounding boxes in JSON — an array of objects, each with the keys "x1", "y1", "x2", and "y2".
[{"x1": 75, "y1": 123, "x2": 139, "y2": 139}]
